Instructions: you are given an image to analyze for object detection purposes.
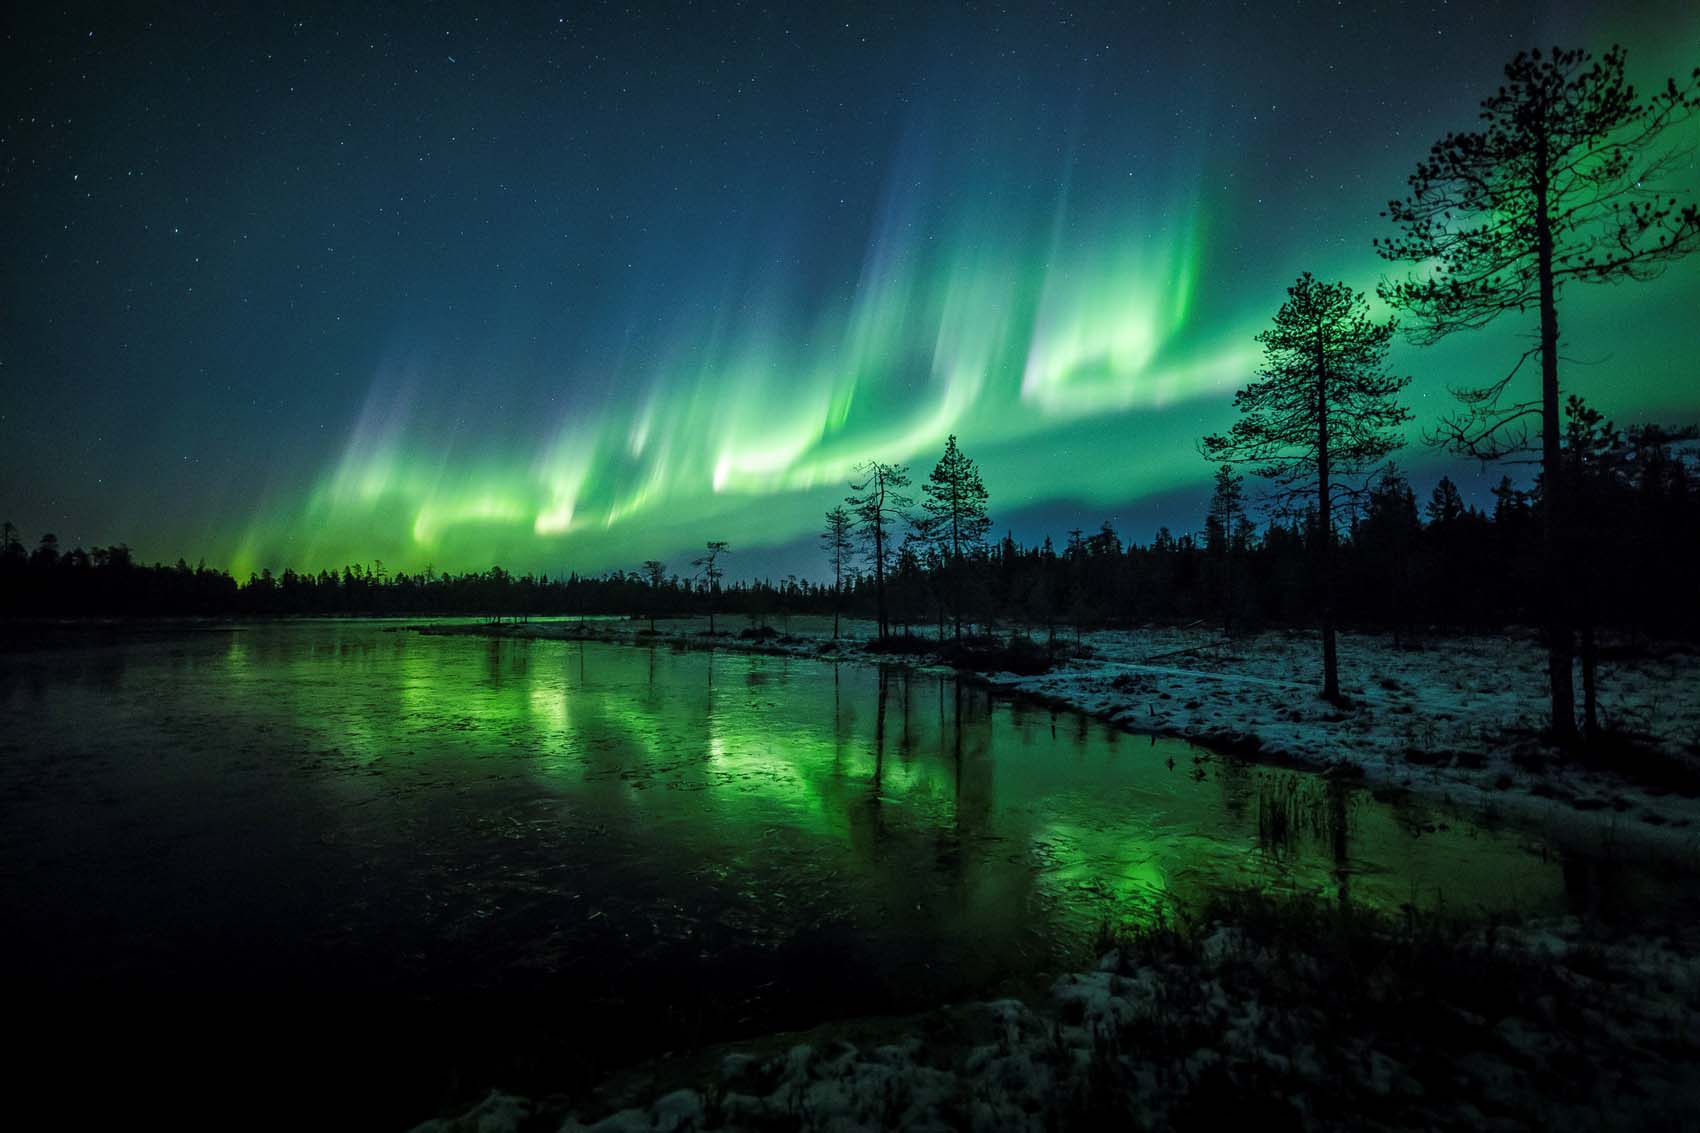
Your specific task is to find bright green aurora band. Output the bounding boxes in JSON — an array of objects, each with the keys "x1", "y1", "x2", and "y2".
[
  {"x1": 11, "y1": 6, "x2": 1694, "y2": 580},
  {"x1": 231, "y1": 166, "x2": 1698, "y2": 581},
  {"x1": 230, "y1": 185, "x2": 1258, "y2": 577}
]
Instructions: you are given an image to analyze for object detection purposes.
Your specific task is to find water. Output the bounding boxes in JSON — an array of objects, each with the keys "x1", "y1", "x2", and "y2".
[{"x1": 0, "y1": 620, "x2": 1636, "y2": 1121}]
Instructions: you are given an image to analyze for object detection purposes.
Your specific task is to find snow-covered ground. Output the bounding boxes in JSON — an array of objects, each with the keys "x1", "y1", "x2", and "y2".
[
  {"x1": 981, "y1": 626, "x2": 1700, "y2": 864},
  {"x1": 427, "y1": 618, "x2": 1700, "y2": 865},
  {"x1": 413, "y1": 904, "x2": 1700, "y2": 1132}
]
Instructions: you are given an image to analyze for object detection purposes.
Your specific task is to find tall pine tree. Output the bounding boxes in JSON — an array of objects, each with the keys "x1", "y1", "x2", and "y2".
[
  {"x1": 819, "y1": 505, "x2": 853, "y2": 640},
  {"x1": 919, "y1": 434, "x2": 992, "y2": 638},
  {"x1": 847, "y1": 461, "x2": 913, "y2": 641},
  {"x1": 1377, "y1": 45, "x2": 1700, "y2": 742},
  {"x1": 1202, "y1": 273, "x2": 1411, "y2": 701},
  {"x1": 1204, "y1": 464, "x2": 1247, "y2": 635}
]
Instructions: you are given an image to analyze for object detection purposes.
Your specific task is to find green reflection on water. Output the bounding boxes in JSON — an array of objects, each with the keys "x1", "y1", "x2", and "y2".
[
  {"x1": 210, "y1": 624, "x2": 1564, "y2": 938},
  {"x1": 0, "y1": 619, "x2": 1576, "y2": 1012}
]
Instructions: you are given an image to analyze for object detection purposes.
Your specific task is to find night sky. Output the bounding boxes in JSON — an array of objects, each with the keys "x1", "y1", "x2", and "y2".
[{"x1": 4, "y1": 1, "x2": 1697, "y2": 579}]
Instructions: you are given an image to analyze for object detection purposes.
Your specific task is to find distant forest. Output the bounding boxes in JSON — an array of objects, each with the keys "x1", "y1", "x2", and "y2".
[{"x1": 5, "y1": 435, "x2": 1695, "y2": 639}]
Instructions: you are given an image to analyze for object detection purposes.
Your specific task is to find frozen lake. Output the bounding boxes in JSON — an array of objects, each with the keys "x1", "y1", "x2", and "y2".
[{"x1": 0, "y1": 620, "x2": 1650, "y2": 1121}]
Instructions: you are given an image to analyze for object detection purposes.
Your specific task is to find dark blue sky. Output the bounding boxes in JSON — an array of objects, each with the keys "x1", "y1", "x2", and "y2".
[{"x1": 4, "y1": 1, "x2": 1697, "y2": 579}]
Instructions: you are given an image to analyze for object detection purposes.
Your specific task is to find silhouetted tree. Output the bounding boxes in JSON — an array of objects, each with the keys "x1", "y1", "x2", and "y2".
[
  {"x1": 1378, "y1": 44, "x2": 1700, "y2": 743},
  {"x1": 819, "y1": 505, "x2": 853, "y2": 639},
  {"x1": 1426, "y1": 476, "x2": 1465, "y2": 526},
  {"x1": 1202, "y1": 273, "x2": 1411, "y2": 701},
  {"x1": 32, "y1": 533, "x2": 60, "y2": 569},
  {"x1": 691, "y1": 541, "x2": 729, "y2": 634},
  {"x1": 1086, "y1": 520, "x2": 1123, "y2": 559},
  {"x1": 847, "y1": 460, "x2": 912, "y2": 641},
  {"x1": 918, "y1": 434, "x2": 992, "y2": 638},
  {"x1": 1205, "y1": 463, "x2": 1247, "y2": 635},
  {"x1": 641, "y1": 559, "x2": 668, "y2": 630},
  {"x1": 1491, "y1": 476, "x2": 1531, "y2": 526}
]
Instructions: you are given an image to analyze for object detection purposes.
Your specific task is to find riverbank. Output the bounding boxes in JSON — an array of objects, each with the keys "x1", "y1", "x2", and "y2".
[
  {"x1": 416, "y1": 617, "x2": 1700, "y2": 865},
  {"x1": 413, "y1": 889, "x2": 1700, "y2": 1131}
]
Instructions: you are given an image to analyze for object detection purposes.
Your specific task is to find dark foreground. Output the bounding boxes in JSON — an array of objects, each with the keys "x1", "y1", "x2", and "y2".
[
  {"x1": 422, "y1": 891, "x2": 1700, "y2": 1132},
  {"x1": 2, "y1": 620, "x2": 1695, "y2": 1129}
]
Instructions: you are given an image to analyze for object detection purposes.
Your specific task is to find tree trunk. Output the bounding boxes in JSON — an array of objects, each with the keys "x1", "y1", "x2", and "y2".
[
  {"x1": 951, "y1": 510, "x2": 963, "y2": 641},
  {"x1": 1535, "y1": 157, "x2": 1578, "y2": 745},
  {"x1": 873, "y1": 522, "x2": 887, "y2": 641},
  {"x1": 1316, "y1": 325, "x2": 1341, "y2": 703}
]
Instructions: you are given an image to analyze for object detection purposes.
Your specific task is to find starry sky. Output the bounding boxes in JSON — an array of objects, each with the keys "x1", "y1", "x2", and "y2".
[{"x1": 4, "y1": 1, "x2": 1698, "y2": 579}]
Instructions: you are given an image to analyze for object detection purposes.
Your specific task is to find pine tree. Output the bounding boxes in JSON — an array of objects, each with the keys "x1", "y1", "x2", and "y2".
[
  {"x1": 691, "y1": 541, "x2": 729, "y2": 635},
  {"x1": 1205, "y1": 463, "x2": 1247, "y2": 635},
  {"x1": 640, "y1": 559, "x2": 667, "y2": 631},
  {"x1": 920, "y1": 434, "x2": 992, "y2": 638},
  {"x1": 819, "y1": 506, "x2": 853, "y2": 640},
  {"x1": 1377, "y1": 45, "x2": 1700, "y2": 742},
  {"x1": 1490, "y1": 476, "x2": 1530, "y2": 526},
  {"x1": 846, "y1": 461, "x2": 912, "y2": 641},
  {"x1": 1426, "y1": 476, "x2": 1465, "y2": 526},
  {"x1": 1202, "y1": 273, "x2": 1411, "y2": 701}
]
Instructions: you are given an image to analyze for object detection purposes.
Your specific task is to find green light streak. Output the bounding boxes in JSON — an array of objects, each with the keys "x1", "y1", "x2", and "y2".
[{"x1": 229, "y1": 184, "x2": 1248, "y2": 575}]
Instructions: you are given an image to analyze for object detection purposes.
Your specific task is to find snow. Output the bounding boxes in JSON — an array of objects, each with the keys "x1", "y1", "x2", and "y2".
[
  {"x1": 409, "y1": 1090, "x2": 531, "y2": 1133},
  {"x1": 412, "y1": 914, "x2": 1700, "y2": 1132},
  {"x1": 979, "y1": 626, "x2": 1700, "y2": 864}
]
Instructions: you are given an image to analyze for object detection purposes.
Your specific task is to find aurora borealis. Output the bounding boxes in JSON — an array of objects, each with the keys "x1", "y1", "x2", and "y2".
[{"x1": 5, "y1": 2, "x2": 1698, "y2": 578}]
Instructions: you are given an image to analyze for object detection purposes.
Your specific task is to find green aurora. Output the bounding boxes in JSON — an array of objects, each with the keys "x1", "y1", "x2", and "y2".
[
  {"x1": 227, "y1": 191, "x2": 1248, "y2": 577},
  {"x1": 6, "y1": 5, "x2": 1697, "y2": 579},
  {"x1": 225, "y1": 201, "x2": 1698, "y2": 581}
]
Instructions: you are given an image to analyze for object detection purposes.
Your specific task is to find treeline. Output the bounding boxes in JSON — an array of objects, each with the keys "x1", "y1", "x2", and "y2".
[
  {"x1": 3, "y1": 438, "x2": 1695, "y2": 636},
  {"x1": 0, "y1": 533, "x2": 747, "y2": 619},
  {"x1": 850, "y1": 436, "x2": 1700, "y2": 642}
]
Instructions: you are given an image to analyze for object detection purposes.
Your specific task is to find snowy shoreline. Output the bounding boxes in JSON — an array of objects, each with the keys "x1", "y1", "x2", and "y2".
[
  {"x1": 413, "y1": 892, "x2": 1700, "y2": 1132},
  {"x1": 417, "y1": 617, "x2": 1700, "y2": 868},
  {"x1": 403, "y1": 619, "x2": 1700, "y2": 1131}
]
